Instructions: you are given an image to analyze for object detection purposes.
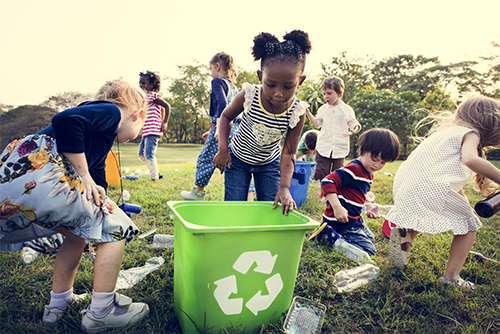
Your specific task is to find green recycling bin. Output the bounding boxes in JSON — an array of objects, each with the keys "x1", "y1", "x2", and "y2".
[{"x1": 167, "y1": 201, "x2": 319, "y2": 333}]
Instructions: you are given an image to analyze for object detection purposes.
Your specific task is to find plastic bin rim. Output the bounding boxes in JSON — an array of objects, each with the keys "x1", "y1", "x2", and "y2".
[
  {"x1": 167, "y1": 201, "x2": 320, "y2": 234},
  {"x1": 295, "y1": 160, "x2": 316, "y2": 166}
]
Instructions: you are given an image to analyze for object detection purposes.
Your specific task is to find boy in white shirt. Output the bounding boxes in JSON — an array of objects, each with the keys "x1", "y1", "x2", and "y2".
[{"x1": 305, "y1": 76, "x2": 360, "y2": 181}]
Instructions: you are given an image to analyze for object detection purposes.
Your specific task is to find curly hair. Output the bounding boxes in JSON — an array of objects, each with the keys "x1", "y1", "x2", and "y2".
[
  {"x1": 251, "y1": 30, "x2": 312, "y2": 74},
  {"x1": 139, "y1": 71, "x2": 161, "y2": 92}
]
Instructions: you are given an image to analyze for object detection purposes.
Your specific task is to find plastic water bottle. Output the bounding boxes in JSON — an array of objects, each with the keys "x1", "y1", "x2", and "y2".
[
  {"x1": 376, "y1": 204, "x2": 394, "y2": 217},
  {"x1": 122, "y1": 190, "x2": 130, "y2": 201},
  {"x1": 332, "y1": 263, "x2": 380, "y2": 292},
  {"x1": 333, "y1": 238, "x2": 373, "y2": 264},
  {"x1": 152, "y1": 234, "x2": 174, "y2": 248},
  {"x1": 21, "y1": 247, "x2": 39, "y2": 264}
]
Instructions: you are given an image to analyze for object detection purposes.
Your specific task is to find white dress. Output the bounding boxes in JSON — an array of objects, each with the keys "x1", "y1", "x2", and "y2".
[{"x1": 386, "y1": 125, "x2": 482, "y2": 235}]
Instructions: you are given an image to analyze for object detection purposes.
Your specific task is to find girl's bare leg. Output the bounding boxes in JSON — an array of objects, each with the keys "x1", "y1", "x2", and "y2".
[{"x1": 444, "y1": 231, "x2": 476, "y2": 281}]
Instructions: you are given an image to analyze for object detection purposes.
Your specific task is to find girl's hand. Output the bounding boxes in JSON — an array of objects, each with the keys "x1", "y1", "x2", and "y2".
[
  {"x1": 273, "y1": 187, "x2": 297, "y2": 215},
  {"x1": 213, "y1": 150, "x2": 231, "y2": 173},
  {"x1": 333, "y1": 206, "x2": 349, "y2": 223},
  {"x1": 81, "y1": 175, "x2": 106, "y2": 206},
  {"x1": 214, "y1": 130, "x2": 219, "y2": 141}
]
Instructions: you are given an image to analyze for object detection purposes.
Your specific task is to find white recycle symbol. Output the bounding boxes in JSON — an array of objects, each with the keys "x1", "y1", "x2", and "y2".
[{"x1": 213, "y1": 250, "x2": 284, "y2": 316}]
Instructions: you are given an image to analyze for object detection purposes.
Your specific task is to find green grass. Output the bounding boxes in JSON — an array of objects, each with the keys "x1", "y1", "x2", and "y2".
[{"x1": 1, "y1": 143, "x2": 499, "y2": 333}]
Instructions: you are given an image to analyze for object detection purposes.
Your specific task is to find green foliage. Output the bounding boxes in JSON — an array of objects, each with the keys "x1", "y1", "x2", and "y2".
[
  {"x1": 165, "y1": 62, "x2": 212, "y2": 143},
  {"x1": 349, "y1": 88, "x2": 421, "y2": 158},
  {"x1": 234, "y1": 69, "x2": 259, "y2": 90},
  {"x1": 321, "y1": 51, "x2": 373, "y2": 103},
  {"x1": 0, "y1": 105, "x2": 58, "y2": 151},
  {"x1": 40, "y1": 91, "x2": 93, "y2": 112},
  {"x1": 296, "y1": 79, "x2": 323, "y2": 115}
]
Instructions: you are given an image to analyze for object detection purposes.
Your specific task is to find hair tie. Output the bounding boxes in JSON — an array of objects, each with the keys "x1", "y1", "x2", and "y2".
[{"x1": 264, "y1": 40, "x2": 303, "y2": 60}]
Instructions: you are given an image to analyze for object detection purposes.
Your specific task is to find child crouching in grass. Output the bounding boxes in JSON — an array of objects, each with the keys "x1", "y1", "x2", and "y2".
[{"x1": 310, "y1": 128, "x2": 400, "y2": 257}]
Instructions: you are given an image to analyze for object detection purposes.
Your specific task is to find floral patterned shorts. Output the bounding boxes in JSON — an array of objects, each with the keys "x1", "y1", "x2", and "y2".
[{"x1": 0, "y1": 134, "x2": 139, "y2": 253}]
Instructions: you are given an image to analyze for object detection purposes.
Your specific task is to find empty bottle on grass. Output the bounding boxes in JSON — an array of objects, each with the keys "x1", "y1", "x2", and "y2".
[
  {"x1": 333, "y1": 263, "x2": 380, "y2": 292},
  {"x1": 313, "y1": 223, "x2": 373, "y2": 264},
  {"x1": 21, "y1": 247, "x2": 39, "y2": 264}
]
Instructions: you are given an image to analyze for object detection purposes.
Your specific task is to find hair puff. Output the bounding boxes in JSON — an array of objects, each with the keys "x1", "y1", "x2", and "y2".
[
  {"x1": 283, "y1": 30, "x2": 312, "y2": 55},
  {"x1": 252, "y1": 32, "x2": 279, "y2": 61}
]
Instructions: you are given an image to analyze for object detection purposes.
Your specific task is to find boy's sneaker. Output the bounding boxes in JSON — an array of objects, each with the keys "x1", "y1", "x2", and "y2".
[
  {"x1": 180, "y1": 186, "x2": 206, "y2": 201},
  {"x1": 308, "y1": 223, "x2": 345, "y2": 245},
  {"x1": 81, "y1": 293, "x2": 149, "y2": 334}
]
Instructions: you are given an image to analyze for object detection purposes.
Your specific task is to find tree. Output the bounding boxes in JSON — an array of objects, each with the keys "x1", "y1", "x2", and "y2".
[
  {"x1": 456, "y1": 41, "x2": 500, "y2": 99},
  {"x1": 165, "y1": 62, "x2": 211, "y2": 143},
  {"x1": 349, "y1": 88, "x2": 421, "y2": 158},
  {"x1": 234, "y1": 69, "x2": 259, "y2": 90},
  {"x1": 40, "y1": 91, "x2": 93, "y2": 112},
  {"x1": 0, "y1": 105, "x2": 58, "y2": 150},
  {"x1": 321, "y1": 51, "x2": 373, "y2": 103}
]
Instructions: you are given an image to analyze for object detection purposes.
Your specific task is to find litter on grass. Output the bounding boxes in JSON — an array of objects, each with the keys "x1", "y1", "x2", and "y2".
[
  {"x1": 115, "y1": 256, "x2": 165, "y2": 290},
  {"x1": 284, "y1": 296, "x2": 326, "y2": 334}
]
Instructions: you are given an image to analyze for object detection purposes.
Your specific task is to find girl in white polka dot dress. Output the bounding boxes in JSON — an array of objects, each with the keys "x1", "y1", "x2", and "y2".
[{"x1": 387, "y1": 96, "x2": 500, "y2": 289}]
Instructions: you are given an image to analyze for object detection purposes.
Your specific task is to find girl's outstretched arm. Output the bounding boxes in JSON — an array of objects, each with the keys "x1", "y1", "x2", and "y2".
[
  {"x1": 462, "y1": 132, "x2": 500, "y2": 185},
  {"x1": 63, "y1": 152, "x2": 105, "y2": 206},
  {"x1": 154, "y1": 99, "x2": 171, "y2": 132},
  {"x1": 213, "y1": 91, "x2": 245, "y2": 173},
  {"x1": 273, "y1": 113, "x2": 306, "y2": 215}
]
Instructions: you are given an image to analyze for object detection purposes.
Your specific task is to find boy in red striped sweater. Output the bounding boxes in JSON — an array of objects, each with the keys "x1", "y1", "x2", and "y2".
[{"x1": 313, "y1": 128, "x2": 399, "y2": 255}]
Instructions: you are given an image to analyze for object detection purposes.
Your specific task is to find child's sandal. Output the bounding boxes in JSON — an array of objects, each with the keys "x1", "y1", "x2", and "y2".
[
  {"x1": 440, "y1": 276, "x2": 475, "y2": 290},
  {"x1": 389, "y1": 227, "x2": 413, "y2": 269}
]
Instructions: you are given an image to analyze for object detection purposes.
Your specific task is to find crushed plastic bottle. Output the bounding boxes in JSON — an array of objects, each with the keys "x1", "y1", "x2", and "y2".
[
  {"x1": 21, "y1": 247, "x2": 39, "y2": 264},
  {"x1": 122, "y1": 167, "x2": 130, "y2": 174},
  {"x1": 333, "y1": 238, "x2": 373, "y2": 264},
  {"x1": 153, "y1": 234, "x2": 174, "y2": 248},
  {"x1": 333, "y1": 263, "x2": 380, "y2": 292},
  {"x1": 115, "y1": 256, "x2": 165, "y2": 290},
  {"x1": 376, "y1": 204, "x2": 394, "y2": 217},
  {"x1": 122, "y1": 190, "x2": 130, "y2": 201}
]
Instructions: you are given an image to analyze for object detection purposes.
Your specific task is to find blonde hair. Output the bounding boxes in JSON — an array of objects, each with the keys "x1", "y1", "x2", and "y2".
[
  {"x1": 209, "y1": 52, "x2": 236, "y2": 80},
  {"x1": 414, "y1": 95, "x2": 500, "y2": 194},
  {"x1": 95, "y1": 79, "x2": 146, "y2": 121}
]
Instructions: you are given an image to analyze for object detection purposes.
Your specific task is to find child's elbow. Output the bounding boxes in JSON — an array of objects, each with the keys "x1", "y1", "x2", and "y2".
[{"x1": 462, "y1": 154, "x2": 480, "y2": 170}]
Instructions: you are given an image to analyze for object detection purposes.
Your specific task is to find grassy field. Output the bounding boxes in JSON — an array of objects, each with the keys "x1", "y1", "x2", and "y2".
[{"x1": 1, "y1": 143, "x2": 499, "y2": 334}]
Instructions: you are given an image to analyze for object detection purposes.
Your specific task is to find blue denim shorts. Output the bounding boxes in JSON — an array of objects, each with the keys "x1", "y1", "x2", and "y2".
[{"x1": 224, "y1": 152, "x2": 280, "y2": 201}]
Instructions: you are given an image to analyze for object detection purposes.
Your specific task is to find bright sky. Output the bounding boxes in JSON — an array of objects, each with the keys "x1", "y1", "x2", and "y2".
[{"x1": 1, "y1": 0, "x2": 499, "y2": 106}]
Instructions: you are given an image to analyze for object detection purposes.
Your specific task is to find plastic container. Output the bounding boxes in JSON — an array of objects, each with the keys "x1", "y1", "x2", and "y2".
[
  {"x1": 167, "y1": 201, "x2": 319, "y2": 334},
  {"x1": 475, "y1": 191, "x2": 500, "y2": 218},
  {"x1": 283, "y1": 296, "x2": 326, "y2": 334},
  {"x1": 290, "y1": 161, "x2": 317, "y2": 207},
  {"x1": 119, "y1": 203, "x2": 141, "y2": 217},
  {"x1": 104, "y1": 151, "x2": 121, "y2": 186},
  {"x1": 333, "y1": 263, "x2": 380, "y2": 293}
]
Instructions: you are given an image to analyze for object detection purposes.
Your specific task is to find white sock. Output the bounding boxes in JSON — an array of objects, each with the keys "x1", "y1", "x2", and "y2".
[
  {"x1": 48, "y1": 287, "x2": 73, "y2": 309},
  {"x1": 90, "y1": 290, "x2": 115, "y2": 317}
]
